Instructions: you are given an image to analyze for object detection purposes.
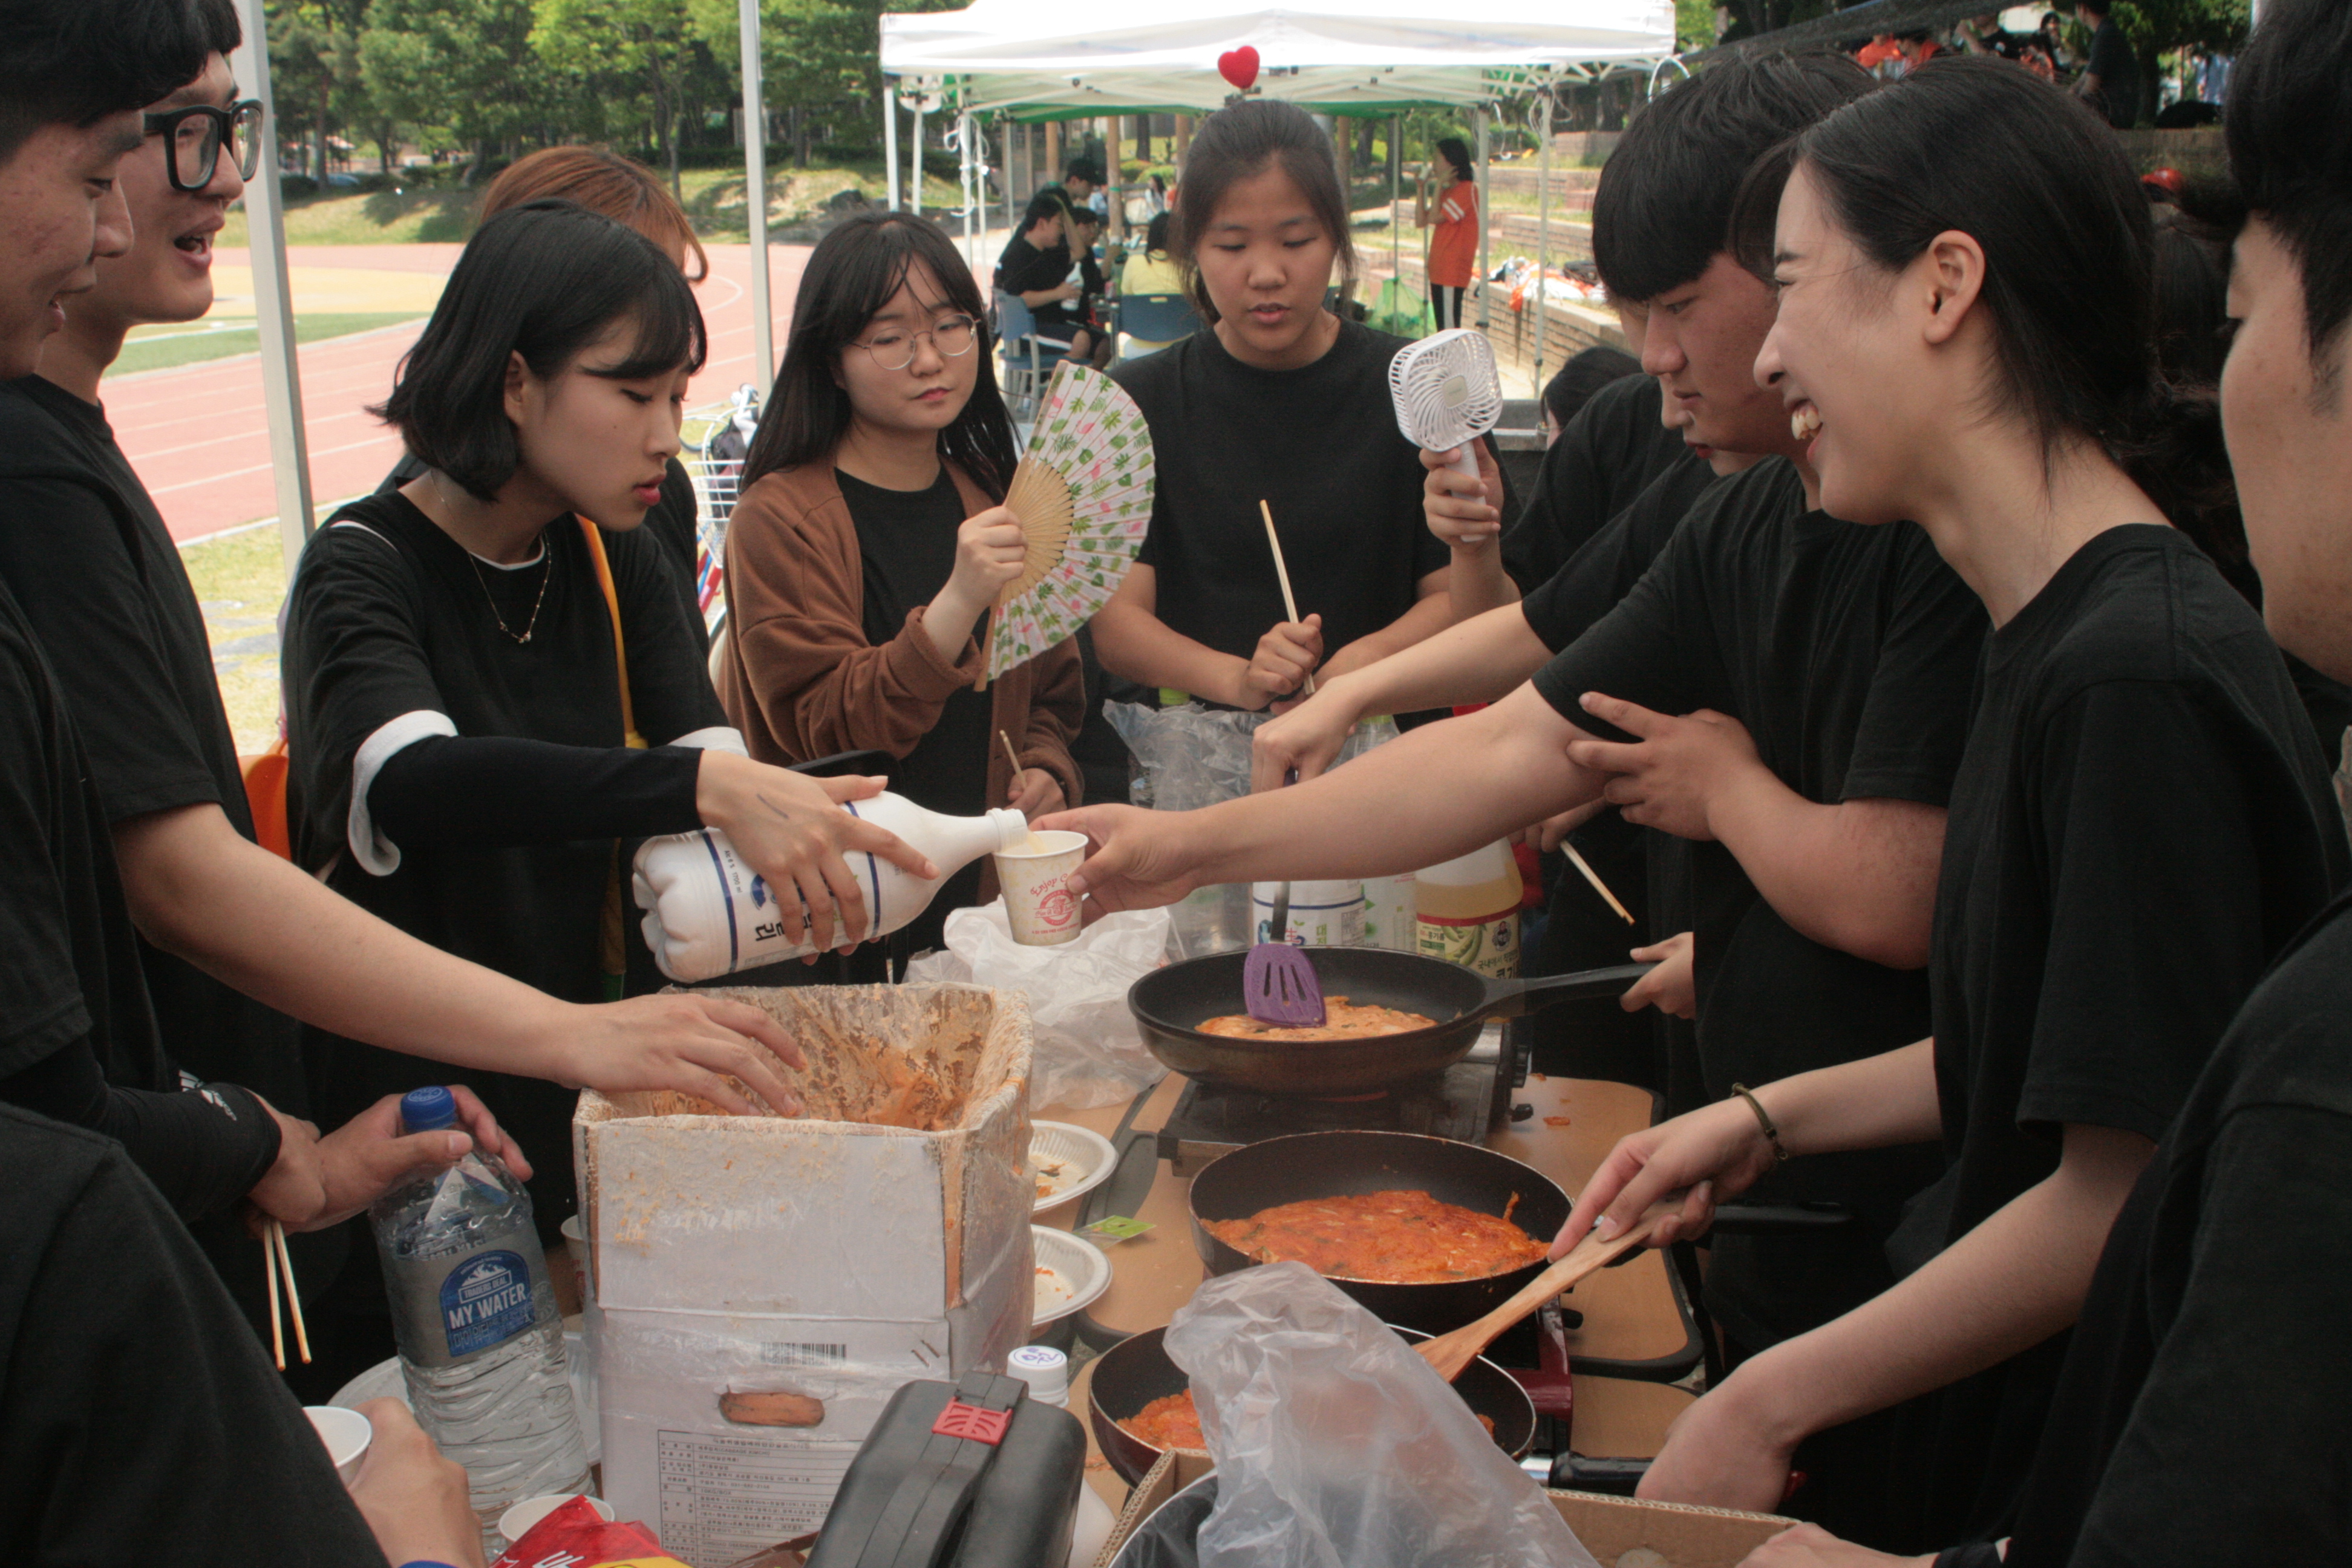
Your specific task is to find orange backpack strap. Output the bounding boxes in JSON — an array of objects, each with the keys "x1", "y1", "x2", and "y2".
[
  {"x1": 240, "y1": 737, "x2": 293, "y2": 860},
  {"x1": 576, "y1": 516, "x2": 647, "y2": 750}
]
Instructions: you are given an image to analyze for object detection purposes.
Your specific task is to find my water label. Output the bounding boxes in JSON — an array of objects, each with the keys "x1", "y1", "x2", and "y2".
[{"x1": 439, "y1": 1250, "x2": 536, "y2": 1359}]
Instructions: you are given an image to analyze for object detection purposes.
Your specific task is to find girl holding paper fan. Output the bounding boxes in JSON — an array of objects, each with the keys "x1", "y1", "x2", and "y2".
[
  {"x1": 718, "y1": 211, "x2": 1085, "y2": 964},
  {"x1": 1090, "y1": 100, "x2": 1452, "y2": 720}
]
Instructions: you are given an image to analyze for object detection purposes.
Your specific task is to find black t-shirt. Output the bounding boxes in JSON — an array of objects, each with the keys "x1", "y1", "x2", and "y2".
[
  {"x1": 1501, "y1": 373, "x2": 1693, "y2": 595},
  {"x1": 1521, "y1": 454, "x2": 1724, "y2": 655},
  {"x1": 0, "y1": 377, "x2": 308, "y2": 1112},
  {"x1": 0, "y1": 1103, "x2": 390, "y2": 1566},
  {"x1": 2002, "y1": 886, "x2": 2352, "y2": 1568},
  {"x1": 1531, "y1": 459, "x2": 1985, "y2": 1348},
  {"x1": 1877, "y1": 524, "x2": 2346, "y2": 1549},
  {"x1": 1114, "y1": 317, "x2": 1446, "y2": 679},
  {"x1": 283, "y1": 491, "x2": 728, "y2": 1232},
  {"x1": 382, "y1": 449, "x2": 708, "y2": 656},
  {"x1": 995, "y1": 234, "x2": 1075, "y2": 329},
  {"x1": 2085, "y1": 18, "x2": 2139, "y2": 126}
]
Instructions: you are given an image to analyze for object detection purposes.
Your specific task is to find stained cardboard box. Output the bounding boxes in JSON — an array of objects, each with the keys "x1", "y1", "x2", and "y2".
[
  {"x1": 1093, "y1": 1451, "x2": 1792, "y2": 1568},
  {"x1": 575, "y1": 984, "x2": 1034, "y2": 1568}
]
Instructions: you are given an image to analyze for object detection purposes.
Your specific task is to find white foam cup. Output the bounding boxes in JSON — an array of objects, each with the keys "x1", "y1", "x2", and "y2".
[
  {"x1": 304, "y1": 1405, "x2": 373, "y2": 1486},
  {"x1": 499, "y1": 1493, "x2": 615, "y2": 1549},
  {"x1": 994, "y1": 830, "x2": 1087, "y2": 946}
]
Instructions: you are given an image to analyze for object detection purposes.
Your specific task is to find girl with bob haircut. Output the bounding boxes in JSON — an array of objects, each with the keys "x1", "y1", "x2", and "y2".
[
  {"x1": 283, "y1": 200, "x2": 930, "y2": 1239},
  {"x1": 1090, "y1": 99, "x2": 1451, "y2": 724},
  {"x1": 1550, "y1": 57, "x2": 2347, "y2": 1551},
  {"x1": 1415, "y1": 134, "x2": 1478, "y2": 330},
  {"x1": 716, "y1": 210, "x2": 1084, "y2": 967}
]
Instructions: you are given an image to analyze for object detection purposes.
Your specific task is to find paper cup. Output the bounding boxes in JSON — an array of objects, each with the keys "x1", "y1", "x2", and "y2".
[
  {"x1": 994, "y1": 830, "x2": 1087, "y2": 946},
  {"x1": 558, "y1": 1214, "x2": 592, "y2": 1305},
  {"x1": 305, "y1": 1405, "x2": 372, "y2": 1486},
  {"x1": 500, "y1": 1493, "x2": 615, "y2": 1549}
]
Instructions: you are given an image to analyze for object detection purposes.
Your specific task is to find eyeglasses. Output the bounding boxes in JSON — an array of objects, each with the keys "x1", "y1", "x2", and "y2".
[
  {"x1": 143, "y1": 99, "x2": 265, "y2": 194},
  {"x1": 852, "y1": 313, "x2": 979, "y2": 371}
]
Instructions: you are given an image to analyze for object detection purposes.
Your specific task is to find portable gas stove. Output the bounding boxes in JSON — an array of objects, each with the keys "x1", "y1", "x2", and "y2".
[{"x1": 1152, "y1": 1020, "x2": 1531, "y2": 1177}]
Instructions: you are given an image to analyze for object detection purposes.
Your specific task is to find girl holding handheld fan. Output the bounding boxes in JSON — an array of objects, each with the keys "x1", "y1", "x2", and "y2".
[
  {"x1": 717, "y1": 211, "x2": 1085, "y2": 965},
  {"x1": 1090, "y1": 101, "x2": 1452, "y2": 722}
]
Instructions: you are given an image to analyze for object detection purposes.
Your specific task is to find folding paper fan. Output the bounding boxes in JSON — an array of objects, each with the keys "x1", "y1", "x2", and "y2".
[{"x1": 980, "y1": 362, "x2": 1155, "y2": 686}]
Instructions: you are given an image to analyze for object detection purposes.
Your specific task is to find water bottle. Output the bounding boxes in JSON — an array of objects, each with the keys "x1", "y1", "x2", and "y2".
[
  {"x1": 633, "y1": 794, "x2": 1031, "y2": 981},
  {"x1": 371, "y1": 1086, "x2": 588, "y2": 1553}
]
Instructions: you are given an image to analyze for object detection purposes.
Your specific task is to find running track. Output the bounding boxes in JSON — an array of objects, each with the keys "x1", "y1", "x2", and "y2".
[{"x1": 117, "y1": 241, "x2": 822, "y2": 543}]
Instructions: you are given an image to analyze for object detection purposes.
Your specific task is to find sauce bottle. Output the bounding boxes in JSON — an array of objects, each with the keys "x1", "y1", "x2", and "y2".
[{"x1": 1414, "y1": 840, "x2": 1523, "y2": 978}]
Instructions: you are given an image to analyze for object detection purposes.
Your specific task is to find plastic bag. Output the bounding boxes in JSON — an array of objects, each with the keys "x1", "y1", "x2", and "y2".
[
  {"x1": 902, "y1": 898, "x2": 1172, "y2": 1109},
  {"x1": 1163, "y1": 1263, "x2": 1599, "y2": 1568},
  {"x1": 1105, "y1": 704, "x2": 1402, "y2": 956},
  {"x1": 491, "y1": 1495, "x2": 691, "y2": 1568}
]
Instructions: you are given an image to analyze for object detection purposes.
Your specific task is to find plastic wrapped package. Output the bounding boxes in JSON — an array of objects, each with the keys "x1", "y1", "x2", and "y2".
[
  {"x1": 902, "y1": 900, "x2": 1174, "y2": 1109},
  {"x1": 1105, "y1": 703, "x2": 1402, "y2": 956},
  {"x1": 1161, "y1": 1263, "x2": 1599, "y2": 1568},
  {"x1": 574, "y1": 985, "x2": 1034, "y2": 1566}
]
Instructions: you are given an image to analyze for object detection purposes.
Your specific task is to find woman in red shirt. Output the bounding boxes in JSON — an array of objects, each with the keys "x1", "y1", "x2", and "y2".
[{"x1": 1415, "y1": 137, "x2": 1478, "y2": 330}]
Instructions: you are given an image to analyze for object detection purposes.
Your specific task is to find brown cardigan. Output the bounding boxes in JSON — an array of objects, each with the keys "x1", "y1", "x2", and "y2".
[{"x1": 716, "y1": 459, "x2": 1085, "y2": 822}]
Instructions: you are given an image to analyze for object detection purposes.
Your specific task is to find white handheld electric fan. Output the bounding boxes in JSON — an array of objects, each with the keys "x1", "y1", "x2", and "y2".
[{"x1": 1388, "y1": 327, "x2": 1504, "y2": 481}]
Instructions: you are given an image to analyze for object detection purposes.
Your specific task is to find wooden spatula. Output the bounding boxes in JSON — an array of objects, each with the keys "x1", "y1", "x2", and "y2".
[{"x1": 1414, "y1": 1199, "x2": 1676, "y2": 1383}]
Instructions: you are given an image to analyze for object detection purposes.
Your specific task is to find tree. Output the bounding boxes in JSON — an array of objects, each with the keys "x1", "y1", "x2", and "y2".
[
  {"x1": 687, "y1": 0, "x2": 879, "y2": 168},
  {"x1": 361, "y1": 0, "x2": 543, "y2": 167},
  {"x1": 532, "y1": 0, "x2": 716, "y2": 195},
  {"x1": 2109, "y1": 0, "x2": 2249, "y2": 125}
]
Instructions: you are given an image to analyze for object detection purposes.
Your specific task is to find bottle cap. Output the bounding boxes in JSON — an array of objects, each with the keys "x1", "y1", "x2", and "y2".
[
  {"x1": 1007, "y1": 1345, "x2": 1069, "y2": 1405},
  {"x1": 399, "y1": 1085, "x2": 459, "y2": 1135},
  {"x1": 987, "y1": 807, "x2": 1033, "y2": 851}
]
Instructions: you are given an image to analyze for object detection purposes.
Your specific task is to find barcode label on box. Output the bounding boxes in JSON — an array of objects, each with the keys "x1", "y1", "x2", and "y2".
[{"x1": 761, "y1": 1341, "x2": 848, "y2": 1367}]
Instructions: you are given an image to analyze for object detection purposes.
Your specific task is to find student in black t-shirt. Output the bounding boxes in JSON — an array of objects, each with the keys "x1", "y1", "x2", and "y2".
[
  {"x1": 380, "y1": 145, "x2": 713, "y2": 654},
  {"x1": 994, "y1": 190, "x2": 1096, "y2": 363},
  {"x1": 1751, "y1": 7, "x2": 2352, "y2": 1564},
  {"x1": 1546, "y1": 58, "x2": 2345, "y2": 1553},
  {"x1": 714, "y1": 210, "x2": 1085, "y2": 964},
  {"x1": 1540, "y1": 346, "x2": 1642, "y2": 445},
  {"x1": 2074, "y1": 0, "x2": 2139, "y2": 128},
  {"x1": 5, "y1": 31, "x2": 815, "y2": 1382},
  {"x1": 281, "y1": 203, "x2": 938, "y2": 1252},
  {"x1": 1091, "y1": 100, "x2": 1451, "y2": 714}
]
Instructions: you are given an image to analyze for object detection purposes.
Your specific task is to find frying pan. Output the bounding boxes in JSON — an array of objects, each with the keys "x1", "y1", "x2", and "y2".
[
  {"x1": 1129, "y1": 951, "x2": 1651, "y2": 1096},
  {"x1": 1086, "y1": 1322, "x2": 1537, "y2": 1485},
  {"x1": 1187, "y1": 1131, "x2": 1572, "y2": 1335}
]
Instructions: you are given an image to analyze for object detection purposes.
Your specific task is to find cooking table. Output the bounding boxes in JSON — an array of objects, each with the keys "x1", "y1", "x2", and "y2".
[{"x1": 1036, "y1": 1067, "x2": 1704, "y2": 1509}]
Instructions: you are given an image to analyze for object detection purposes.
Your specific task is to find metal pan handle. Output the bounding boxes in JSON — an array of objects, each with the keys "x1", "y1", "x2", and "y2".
[{"x1": 1469, "y1": 962, "x2": 1655, "y2": 1021}]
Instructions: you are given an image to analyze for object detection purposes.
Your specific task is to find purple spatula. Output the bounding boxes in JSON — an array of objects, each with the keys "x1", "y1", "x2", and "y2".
[
  {"x1": 1243, "y1": 880, "x2": 1328, "y2": 1027},
  {"x1": 1241, "y1": 767, "x2": 1327, "y2": 1027}
]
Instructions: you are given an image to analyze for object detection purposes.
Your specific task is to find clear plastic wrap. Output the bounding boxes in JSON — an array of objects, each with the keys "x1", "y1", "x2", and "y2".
[
  {"x1": 1162, "y1": 1263, "x2": 1599, "y2": 1568},
  {"x1": 902, "y1": 900, "x2": 1174, "y2": 1109}
]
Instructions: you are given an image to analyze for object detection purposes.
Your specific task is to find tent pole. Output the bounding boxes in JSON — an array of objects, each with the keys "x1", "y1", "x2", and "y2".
[
  {"x1": 231, "y1": 0, "x2": 313, "y2": 578},
  {"x1": 739, "y1": 0, "x2": 773, "y2": 396},
  {"x1": 1532, "y1": 89, "x2": 1551, "y2": 399},
  {"x1": 884, "y1": 85, "x2": 900, "y2": 210},
  {"x1": 911, "y1": 105, "x2": 924, "y2": 216},
  {"x1": 1389, "y1": 113, "x2": 1400, "y2": 312},
  {"x1": 1474, "y1": 105, "x2": 1491, "y2": 332},
  {"x1": 959, "y1": 109, "x2": 977, "y2": 276}
]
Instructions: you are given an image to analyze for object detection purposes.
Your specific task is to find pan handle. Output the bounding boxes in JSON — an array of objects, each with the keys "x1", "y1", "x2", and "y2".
[{"x1": 1470, "y1": 962, "x2": 1655, "y2": 1021}]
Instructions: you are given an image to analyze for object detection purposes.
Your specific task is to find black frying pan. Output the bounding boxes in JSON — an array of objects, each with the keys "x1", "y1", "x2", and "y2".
[
  {"x1": 1086, "y1": 1322, "x2": 1537, "y2": 1485},
  {"x1": 1129, "y1": 950, "x2": 1651, "y2": 1096},
  {"x1": 1187, "y1": 1131, "x2": 1572, "y2": 1335}
]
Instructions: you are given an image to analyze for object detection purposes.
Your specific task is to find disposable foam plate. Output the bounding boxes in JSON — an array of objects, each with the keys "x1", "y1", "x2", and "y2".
[
  {"x1": 1031, "y1": 1224, "x2": 1114, "y2": 1327},
  {"x1": 1031, "y1": 1120, "x2": 1119, "y2": 1215}
]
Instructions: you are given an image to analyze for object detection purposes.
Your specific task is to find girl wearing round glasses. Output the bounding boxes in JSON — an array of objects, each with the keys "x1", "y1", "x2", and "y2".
[{"x1": 717, "y1": 210, "x2": 1085, "y2": 966}]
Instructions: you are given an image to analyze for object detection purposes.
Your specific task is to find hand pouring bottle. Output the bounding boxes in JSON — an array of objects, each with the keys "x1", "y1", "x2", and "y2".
[
  {"x1": 633, "y1": 794, "x2": 1033, "y2": 982},
  {"x1": 371, "y1": 1086, "x2": 587, "y2": 1553}
]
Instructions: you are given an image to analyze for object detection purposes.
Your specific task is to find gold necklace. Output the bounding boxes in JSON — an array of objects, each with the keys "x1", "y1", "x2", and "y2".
[{"x1": 435, "y1": 471, "x2": 553, "y2": 645}]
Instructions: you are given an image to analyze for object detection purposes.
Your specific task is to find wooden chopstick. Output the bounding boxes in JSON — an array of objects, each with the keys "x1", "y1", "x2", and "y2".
[
  {"x1": 1562, "y1": 841, "x2": 1635, "y2": 924},
  {"x1": 1258, "y1": 500, "x2": 1316, "y2": 696},
  {"x1": 264, "y1": 1218, "x2": 312, "y2": 1367},
  {"x1": 999, "y1": 728, "x2": 1024, "y2": 781}
]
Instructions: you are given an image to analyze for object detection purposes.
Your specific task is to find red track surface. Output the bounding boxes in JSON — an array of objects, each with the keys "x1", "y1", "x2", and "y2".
[{"x1": 117, "y1": 241, "x2": 818, "y2": 543}]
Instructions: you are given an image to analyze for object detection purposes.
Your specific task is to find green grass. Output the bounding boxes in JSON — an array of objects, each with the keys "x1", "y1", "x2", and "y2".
[
  {"x1": 181, "y1": 524, "x2": 293, "y2": 753},
  {"x1": 113, "y1": 311, "x2": 424, "y2": 376}
]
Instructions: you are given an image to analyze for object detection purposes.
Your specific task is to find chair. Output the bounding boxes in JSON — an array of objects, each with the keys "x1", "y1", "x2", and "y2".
[
  {"x1": 993, "y1": 291, "x2": 1070, "y2": 420},
  {"x1": 1111, "y1": 293, "x2": 1200, "y2": 362}
]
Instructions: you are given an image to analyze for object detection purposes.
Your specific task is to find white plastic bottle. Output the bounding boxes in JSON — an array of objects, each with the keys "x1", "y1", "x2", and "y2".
[
  {"x1": 633, "y1": 794, "x2": 1032, "y2": 981},
  {"x1": 371, "y1": 1087, "x2": 588, "y2": 1555},
  {"x1": 1414, "y1": 841, "x2": 1524, "y2": 978}
]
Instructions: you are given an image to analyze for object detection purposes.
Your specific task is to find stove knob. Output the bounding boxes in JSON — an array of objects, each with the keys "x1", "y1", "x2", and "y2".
[{"x1": 1509, "y1": 1102, "x2": 1534, "y2": 1123}]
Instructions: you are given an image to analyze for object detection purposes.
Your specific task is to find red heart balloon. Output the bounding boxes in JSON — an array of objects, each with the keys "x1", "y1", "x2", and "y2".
[{"x1": 1218, "y1": 45, "x2": 1260, "y2": 91}]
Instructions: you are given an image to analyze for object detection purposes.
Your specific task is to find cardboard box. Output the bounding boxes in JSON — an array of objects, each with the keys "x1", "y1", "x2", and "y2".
[
  {"x1": 1092, "y1": 1451, "x2": 1791, "y2": 1568},
  {"x1": 575, "y1": 984, "x2": 1033, "y2": 1568}
]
